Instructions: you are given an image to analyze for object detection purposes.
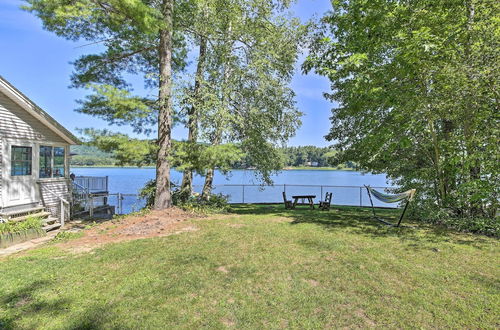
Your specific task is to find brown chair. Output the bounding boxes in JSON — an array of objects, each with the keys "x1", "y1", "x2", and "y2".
[
  {"x1": 319, "y1": 192, "x2": 333, "y2": 211},
  {"x1": 282, "y1": 192, "x2": 293, "y2": 209}
]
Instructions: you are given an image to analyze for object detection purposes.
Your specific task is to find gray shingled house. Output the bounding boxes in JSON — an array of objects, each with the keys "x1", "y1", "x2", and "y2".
[{"x1": 0, "y1": 75, "x2": 80, "y2": 230}]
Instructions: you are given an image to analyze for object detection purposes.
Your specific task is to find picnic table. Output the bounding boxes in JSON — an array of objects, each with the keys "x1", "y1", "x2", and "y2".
[{"x1": 292, "y1": 195, "x2": 316, "y2": 209}]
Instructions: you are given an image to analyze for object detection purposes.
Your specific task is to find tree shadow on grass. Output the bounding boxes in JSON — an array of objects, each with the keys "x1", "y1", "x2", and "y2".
[
  {"x1": 0, "y1": 279, "x2": 123, "y2": 329},
  {"x1": 230, "y1": 204, "x2": 492, "y2": 250}
]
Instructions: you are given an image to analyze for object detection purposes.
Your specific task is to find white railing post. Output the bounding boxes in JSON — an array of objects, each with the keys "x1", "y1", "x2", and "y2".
[
  {"x1": 89, "y1": 196, "x2": 94, "y2": 217},
  {"x1": 242, "y1": 185, "x2": 245, "y2": 203},
  {"x1": 60, "y1": 199, "x2": 65, "y2": 227}
]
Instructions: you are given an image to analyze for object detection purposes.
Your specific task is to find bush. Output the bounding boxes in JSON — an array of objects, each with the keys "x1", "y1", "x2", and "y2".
[
  {"x1": 52, "y1": 231, "x2": 84, "y2": 242},
  {"x1": 180, "y1": 192, "x2": 230, "y2": 214},
  {"x1": 139, "y1": 179, "x2": 157, "y2": 208},
  {"x1": 0, "y1": 216, "x2": 43, "y2": 235},
  {"x1": 139, "y1": 179, "x2": 230, "y2": 213},
  {"x1": 411, "y1": 205, "x2": 499, "y2": 237}
]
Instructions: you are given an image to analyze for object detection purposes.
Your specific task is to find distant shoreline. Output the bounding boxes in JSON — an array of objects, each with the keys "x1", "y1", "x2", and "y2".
[{"x1": 71, "y1": 165, "x2": 356, "y2": 171}]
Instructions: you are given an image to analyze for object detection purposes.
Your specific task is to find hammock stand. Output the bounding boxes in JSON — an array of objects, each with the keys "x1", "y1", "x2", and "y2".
[{"x1": 364, "y1": 185, "x2": 416, "y2": 227}]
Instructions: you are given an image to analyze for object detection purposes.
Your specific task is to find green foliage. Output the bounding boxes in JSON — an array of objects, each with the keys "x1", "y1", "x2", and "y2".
[
  {"x1": 139, "y1": 179, "x2": 229, "y2": 213},
  {"x1": 76, "y1": 84, "x2": 158, "y2": 134},
  {"x1": 0, "y1": 216, "x2": 43, "y2": 235},
  {"x1": 175, "y1": 0, "x2": 306, "y2": 187},
  {"x1": 410, "y1": 206, "x2": 499, "y2": 237},
  {"x1": 178, "y1": 192, "x2": 230, "y2": 214},
  {"x1": 80, "y1": 129, "x2": 157, "y2": 167},
  {"x1": 139, "y1": 179, "x2": 157, "y2": 208},
  {"x1": 51, "y1": 231, "x2": 84, "y2": 242},
  {"x1": 172, "y1": 141, "x2": 245, "y2": 175},
  {"x1": 304, "y1": 0, "x2": 499, "y2": 220}
]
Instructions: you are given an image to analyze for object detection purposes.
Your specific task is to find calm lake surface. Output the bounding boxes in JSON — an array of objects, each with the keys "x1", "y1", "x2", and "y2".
[{"x1": 72, "y1": 167, "x2": 395, "y2": 213}]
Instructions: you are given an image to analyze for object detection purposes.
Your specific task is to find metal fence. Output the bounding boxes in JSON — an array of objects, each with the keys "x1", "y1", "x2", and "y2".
[
  {"x1": 97, "y1": 184, "x2": 398, "y2": 215},
  {"x1": 195, "y1": 184, "x2": 396, "y2": 207}
]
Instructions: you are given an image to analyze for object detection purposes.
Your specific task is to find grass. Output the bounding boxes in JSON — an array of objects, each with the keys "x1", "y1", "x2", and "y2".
[{"x1": 0, "y1": 205, "x2": 498, "y2": 329}]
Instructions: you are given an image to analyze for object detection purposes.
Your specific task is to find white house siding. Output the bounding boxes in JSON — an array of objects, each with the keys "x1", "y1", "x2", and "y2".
[
  {"x1": 0, "y1": 90, "x2": 71, "y2": 215},
  {"x1": 0, "y1": 91, "x2": 66, "y2": 143},
  {"x1": 39, "y1": 179, "x2": 71, "y2": 218},
  {"x1": 0, "y1": 138, "x2": 2, "y2": 210}
]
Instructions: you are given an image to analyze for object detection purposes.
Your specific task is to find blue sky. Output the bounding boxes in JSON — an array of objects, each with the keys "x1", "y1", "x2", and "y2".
[{"x1": 0, "y1": 0, "x2": 333, "y2": 147}]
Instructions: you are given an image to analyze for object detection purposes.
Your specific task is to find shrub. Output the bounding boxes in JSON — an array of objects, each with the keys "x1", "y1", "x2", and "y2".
[
  {"x1": 411, "y1": 205, "x2": 499, "y2": 237},
  {"x1": 180, "y1": 192, "x2": 230, "y2": 214},
  {"x1": 139, "y1": 179, "x2": 157, "y2": 208},
  {"x1": 139, "y1": 179, "x2": 229, "y2": 213},
  {"x1": 52, "y1": 231, "x2": 84, "y2": 242},
  {"x1": 0, "y1": 216, "x2": 43, "y2": 235}
]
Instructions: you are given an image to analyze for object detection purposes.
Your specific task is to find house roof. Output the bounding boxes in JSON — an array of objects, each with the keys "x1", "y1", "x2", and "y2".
[{"x1": 0, "y1": 75, "x2": 80, "y2": 145}]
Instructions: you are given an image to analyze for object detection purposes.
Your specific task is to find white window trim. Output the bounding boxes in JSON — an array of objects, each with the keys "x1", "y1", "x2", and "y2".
[
  {"x1": 2, "y1": 138, "x2": 69, "y2": 181},
  {"x1": 38, "y1": 142, "x2": 69, "y2": 181}
]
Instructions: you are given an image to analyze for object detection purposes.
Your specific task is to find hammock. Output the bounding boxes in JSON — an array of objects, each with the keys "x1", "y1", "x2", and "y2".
[{"x1": 364, "y1": 185, "x2": 416, "y2": 227}]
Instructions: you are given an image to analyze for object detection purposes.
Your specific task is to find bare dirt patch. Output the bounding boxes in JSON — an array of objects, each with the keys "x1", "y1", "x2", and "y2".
[
  {"x1": 226, "y1": 223, "x2": 247, "y2": 228},
  {"x1": 216, "y1": 266, "x2": 230, "y2": 273},
  {"x1": 58, "y1": 208, "x2": 199, "y2": 252},
  {"x1": 303, "y1": 279, "x2": 320, "y2": 287}
]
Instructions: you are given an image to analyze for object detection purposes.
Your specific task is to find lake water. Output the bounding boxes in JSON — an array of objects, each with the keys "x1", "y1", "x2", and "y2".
[{"x1": 72, "y1": 167, "x2": 395, "y2": 213}]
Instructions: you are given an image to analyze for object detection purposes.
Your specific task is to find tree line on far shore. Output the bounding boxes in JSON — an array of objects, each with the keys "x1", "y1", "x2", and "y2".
[{"x1": 70, "y1": 144, "x2": 356, "y2": 170}]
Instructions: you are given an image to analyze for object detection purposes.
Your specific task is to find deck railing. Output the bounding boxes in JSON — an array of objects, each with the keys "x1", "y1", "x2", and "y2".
[{"x1": 74, "y1": 176, "x2": 109, "y2": 193}]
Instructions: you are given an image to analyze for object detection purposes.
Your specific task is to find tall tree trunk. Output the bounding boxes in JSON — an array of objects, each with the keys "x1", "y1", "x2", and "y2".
[
  {"x1": 181, "y1": 35, "x2": 207, "y2": 196},
  {"x1": 201, "y1": 132, "x2": 221, "y2": 199},
  {"x1": 201, "y1": 168, "x2": 215, "y2": 199},
  {"x1": 154, "y1": 0, "x2": 174, "y2": 210},
  {"x1": 201, "y1": 22, "x2": 232, "y2": 200}
]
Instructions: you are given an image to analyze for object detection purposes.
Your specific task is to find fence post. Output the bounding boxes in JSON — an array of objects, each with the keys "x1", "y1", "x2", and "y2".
[
  {"x1": 321, "y1": 186, "x2": 324, "y2": 199},
  {"x1": 118, "y1": 193, "x2": 122, "y2": 214},
  {"x1": 359, "y1": 187, "x2": 362, "y2": 207},
  {"x1": 242, "y1": 185, "x2": 245, "y2": 203},
  {"x1": 284, "y1": 184, "x2": 286, "y2": 193}
]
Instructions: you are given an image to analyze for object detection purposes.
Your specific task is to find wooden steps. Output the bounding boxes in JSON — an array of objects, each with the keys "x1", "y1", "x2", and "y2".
[
  {"x1": 0, "y1": 206, "x2": 61, "y2": 232},
  {"x1": 42, "y1": 222, "x2": 61, "y2": 232},
  {"x1": 1, "y1": 206, "x2": 45, "y2": 220},
  {"x1": 9, "y1": 212, "x2": 52, "y2": 223}
]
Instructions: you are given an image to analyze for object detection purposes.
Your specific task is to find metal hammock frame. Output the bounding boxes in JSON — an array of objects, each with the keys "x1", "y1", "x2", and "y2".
[{"x1": 364, "y1": 185, "x2": 416, "y2": 227}]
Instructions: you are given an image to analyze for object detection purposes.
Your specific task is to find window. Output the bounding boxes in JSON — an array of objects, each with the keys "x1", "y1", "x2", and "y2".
[
  {"x1": 39, "y1": 146, "x2": 52, "y2": 178},
  {"x1": 39, "y1": 146, "x2": 66, "y2": 178},
  {"x1": 11, "y1": 146, "x2": 32, "y2": 176},
  {"x1": 53, "y1": 147, "x2": 65, "y2": 178}
]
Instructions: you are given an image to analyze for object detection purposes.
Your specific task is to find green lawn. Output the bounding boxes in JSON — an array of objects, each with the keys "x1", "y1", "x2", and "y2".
[{"x1": 0, "y1": 205, "x2": 498, "y2": 329}]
